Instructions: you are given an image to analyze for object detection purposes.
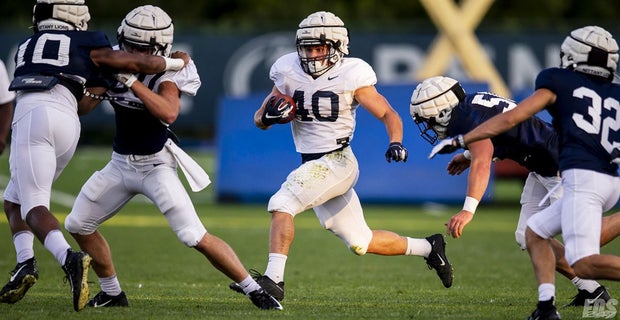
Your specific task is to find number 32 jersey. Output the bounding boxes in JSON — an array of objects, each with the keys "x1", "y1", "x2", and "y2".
[
  {"x1": 270, "y1": 52, "x2": 377, "y2": 154},
  {"x1": 537, "y1": 67, "x2": 620, "y2": 176}
]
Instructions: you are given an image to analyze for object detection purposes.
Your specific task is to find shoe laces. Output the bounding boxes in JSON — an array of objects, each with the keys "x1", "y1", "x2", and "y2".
[{"x1": 248, "y1": 269, "x2": 263, "y2": 280}]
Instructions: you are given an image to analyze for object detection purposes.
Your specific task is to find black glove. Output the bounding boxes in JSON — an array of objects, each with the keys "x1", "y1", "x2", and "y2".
[
  {"x1": 429, "y1": 134, "x2": 466, "y2": 159},
  {"x1": 261, "y1": 96, "x2": 295, "y2": 126},
  {"x1": 385, "y1": 142, "x2": 408, "y2": 163}
]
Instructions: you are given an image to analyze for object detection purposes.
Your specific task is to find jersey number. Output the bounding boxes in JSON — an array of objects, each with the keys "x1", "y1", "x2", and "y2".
[
  {"x1": 293, "y1": 90, "x2": 339, "y2": 122},
  {"x1": 572, "y1": 87, "x2": 620, "y2": 154},
  {"x1": 16, "y1": 34, "x2": 71, "y2": 68},
  {"x1": 471, "y1": 92, "x2": 516, "y2": 112}
]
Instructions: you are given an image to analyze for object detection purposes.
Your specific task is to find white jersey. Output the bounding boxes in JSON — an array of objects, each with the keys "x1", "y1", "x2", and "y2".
[{"x1": 270, "y1": 53, "x2": 377, "y2": 154}]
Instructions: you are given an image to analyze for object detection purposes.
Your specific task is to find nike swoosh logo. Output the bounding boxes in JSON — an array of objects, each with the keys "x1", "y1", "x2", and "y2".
[
  {"x1": 328, "y1": 75, "x2": 339, "y2": 80},
  {"x1": 435, "y1": 253, "x2": 446, "y2": 266},
  {"x1": 10, "y1": 265, "x2": 26, "y2": 282},
  {"x1": 591, "y1": 290, "x2": 606, "y2": 301},
  {"x1": 94, "y1": 300, "x2": 112, "y2": 307},
  {"x1": 264, "y1": 114, "x2": 281, "y2": 119}
]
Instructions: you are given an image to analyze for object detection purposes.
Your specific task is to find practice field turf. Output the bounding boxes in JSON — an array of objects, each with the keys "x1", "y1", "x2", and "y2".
[{"x1": 0, "y1": 148, "x2": 618, "y2": 319}]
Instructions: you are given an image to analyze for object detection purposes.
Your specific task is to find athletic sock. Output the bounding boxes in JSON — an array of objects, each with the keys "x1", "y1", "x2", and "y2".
[
  {"x1": 405, "y1": 237, "x2": 431, "y2": 257},
  {"x1": 13, "y1": 231, "x2": 35, "y2": 263},
  {"x1": 538, "y1": 283, "x2": 555, "y2": 302},
  {"x1": 571, "y1": 276, "x2": 600, "y2": 293},
  {"x1": 264, "y1": 253, "x2": 287, "y2": 283},
  {"x1": 238, "y1": 275, "x2": 261, "y2": 294},
  {"x1": 99, "y1": 275, "x2": 122, "y2": 296},
  {"x1": 43, "y1": 229, "x2": 71, "y2": 265}
]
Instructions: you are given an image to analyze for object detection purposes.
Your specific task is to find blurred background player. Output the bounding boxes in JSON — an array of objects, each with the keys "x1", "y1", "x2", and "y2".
[
  {"x1": 228, "y1": 11, "x2": 452, "y2": 302},
  {"x1": 63, "y1": 5, "x2": 282, "y2": 310},
  {"x1": 429, "y1": 26, "x2": 620, "y2": 320},
  {"x1": 0, "y1": 0, "x2": 189, "y2": 311},
  {"x1": 0, "y1": 59, "x2": 15, "y2": 155},
  {"x1": 411, "y1": 75, "x2": 620, "y2": 306}
]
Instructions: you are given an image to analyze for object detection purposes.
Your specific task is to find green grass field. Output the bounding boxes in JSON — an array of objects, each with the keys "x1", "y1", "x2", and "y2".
[{"x1": 0, "y1": 148, "x2": 619, "y2": 319}]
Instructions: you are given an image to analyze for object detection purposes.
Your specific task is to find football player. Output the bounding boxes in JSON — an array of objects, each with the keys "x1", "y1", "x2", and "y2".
[
  {"x1": 429, "y1": 26, "x2": 620, "y2": 320},
  {"x1": 229, "y1": 11, "x2": 453, "y2": 302},
  {"x1": 62, "y1": 5, "x2": 282, "y2": 310},
  {"x1": 411, "y1": 75, "x2": 620, "y2": 307},
  {"x1": 0, "y1": 0, "x2": 189, "y2": 311}
]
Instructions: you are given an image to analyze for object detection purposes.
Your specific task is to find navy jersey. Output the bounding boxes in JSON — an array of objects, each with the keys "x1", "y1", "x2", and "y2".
[
  {"x1": 14, "y1": 31, "x2": 112, "y2": 85},
  {"x1": 537, "y1": 67, "x2": 620, "y2": 176},
  {"x1": 108, "y1": 60, "x2": 201, "y2": 155},
  {"x1": 447, "y1": 92, "x2": 559, "y2": 177}
]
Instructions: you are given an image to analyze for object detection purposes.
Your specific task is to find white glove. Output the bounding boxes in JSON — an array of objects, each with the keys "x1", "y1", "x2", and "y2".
[
  {"x1": 428, "y1": 135, "x2": 466, "y2": 159},
  {"x1": 114, "y1": 73, "x2": 138, "y2": 88}
]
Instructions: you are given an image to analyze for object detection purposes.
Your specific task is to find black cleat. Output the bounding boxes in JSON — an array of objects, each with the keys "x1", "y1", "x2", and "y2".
[
  {"x1": 564, "y1": 285, "x2": 611, "y2": 307},
  {"x1": 88, "y1": 291, "x2": 129, "y2": 307},
  {"x1": 248, "y1": 288, "x2": 283, "y2": 310},
  {"x1": 62, "y1": 249, "x2": 91, "y2": 311},
  {"x1": 424, "y1": 234, "x2": 454, "y2": 288},
  {"x1": 528, "y1": 299, "x2": 561, "y2": 320},
  {"x1": 0, "y1": 257, "x2": 39, "y2": 304},
  {"x1": 229, "y1": 269, "x2": 285, "y2": 301}
]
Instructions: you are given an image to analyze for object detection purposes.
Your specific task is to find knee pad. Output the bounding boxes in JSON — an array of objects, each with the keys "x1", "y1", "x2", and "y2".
[
  {"x1": 176, "y1": 224, "x2": 207, "y2": 247},
  {"x1": 325, "y1": 223, "x2": 372, "y2": 256},
  {"x1": 64, "y1": 212, "x2": 95, "y2": 235}
]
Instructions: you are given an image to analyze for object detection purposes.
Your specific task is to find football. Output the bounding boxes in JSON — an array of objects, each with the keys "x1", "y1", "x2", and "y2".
[{"x1": 269, "y1": 92, "x2": 297, "y2": 124}]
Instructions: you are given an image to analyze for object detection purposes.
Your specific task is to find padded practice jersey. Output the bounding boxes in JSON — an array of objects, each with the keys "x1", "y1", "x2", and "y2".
[
  {"x1": 536, "y1": 67, "x2": 620, "y2": 176},
  {"x1": 107, "y1": 60, "x2": 201, "y2": 155},
  {"x1": 270, "y1": 52, "x2": 376, "y2": 154},
  {"x1": 447, "y1": 92, "x2": 560, "y2": 177},
  {"x1": 13, "y1": 30, "x2": 111, "y2": 85}
]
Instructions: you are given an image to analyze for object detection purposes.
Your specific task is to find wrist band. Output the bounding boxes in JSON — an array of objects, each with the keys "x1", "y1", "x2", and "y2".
[
  {"x1": 164, "y1": 57, "x2": 185, "y2": 71},
  {"x1": 462, "y1": 196, "x2": 479, "y2": 214},
  {"x1": 463, "y1": 150, "x2": 471, "y2": 160}
]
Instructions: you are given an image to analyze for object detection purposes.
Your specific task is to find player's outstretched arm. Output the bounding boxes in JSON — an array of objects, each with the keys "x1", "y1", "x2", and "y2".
[
  {"x1": 90, "y1": 48, "x2": 189, "y2": 74},
  {"x1": 429, "y1": 88, "x2": 556, "y2": 159}
]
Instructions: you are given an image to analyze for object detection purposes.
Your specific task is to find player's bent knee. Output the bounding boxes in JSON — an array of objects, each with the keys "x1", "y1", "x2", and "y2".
[
  {"x1": 177, "y1": 225, "x2": 207, "y2": 247},
  {"x1": 64, "y1": 214, "x2": 96, "y2": 234},
  {"x1": 348, "y1": 244, "x2": 367, "y2": 256}
]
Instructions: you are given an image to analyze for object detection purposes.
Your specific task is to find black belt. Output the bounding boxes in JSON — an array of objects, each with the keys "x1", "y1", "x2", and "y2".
[
  {"x1": 301, "y1": 144, "x2": 349, "y2": 163},
  {"x1": 56, "y1": 77, "x2": 84, "y2": 101}
]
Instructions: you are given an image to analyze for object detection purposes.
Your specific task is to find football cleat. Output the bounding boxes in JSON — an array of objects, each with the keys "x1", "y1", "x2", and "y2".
[
  {"x1": 527, "y1": 299, "x2": 561, "y2": 320},
  {"x1": 424, "y1": 234, "x2": 454, "y2": 288},
  {"x1": 229, "y1": 269, "x2": 285, "y2": 301},
  {"x1": 564, "y1": 285, "x2": 611, "y2": 307},
  {"x1": 88, "y1": 291, "x2": 129, "y2": 307},
  {"x1": 62, "y1": 249, "x2": 91, "y2": 311},
  {"x1": 0, "y1": 257, "x2": 39, "y2": 304},
  {"x1": 248, "y1": 288, "x2": 283, "y2": 310}
]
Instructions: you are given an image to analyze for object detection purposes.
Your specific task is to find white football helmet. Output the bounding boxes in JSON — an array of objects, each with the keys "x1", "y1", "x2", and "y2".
[
  {"x1": 560, "y1": 26, "x2": 619, "y2": 79},
  {"x1": 410, "y1": 76, "x2": 465, "y2": 145},
  {"x1": 117, "y1": 5, "x2": 174, "y2": 57},
  {"x1": 32, "y1": 0, "x2": 90, "y2": 32},
  {"x1": 296, "y1": 11, "x2": 349, "y2": 77}
]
